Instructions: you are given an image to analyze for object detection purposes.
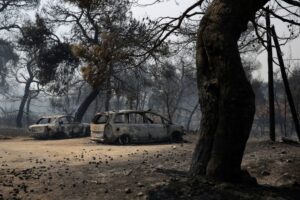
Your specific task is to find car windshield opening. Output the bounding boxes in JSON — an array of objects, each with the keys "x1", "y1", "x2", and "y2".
[{"x1": 37, "y1": 118, "x2": 53, "y2": 124}]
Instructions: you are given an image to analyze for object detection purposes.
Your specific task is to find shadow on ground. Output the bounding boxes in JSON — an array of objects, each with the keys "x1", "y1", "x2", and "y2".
[{"x1": 148, "y1": 172, "x2": 300, "y2": 200}]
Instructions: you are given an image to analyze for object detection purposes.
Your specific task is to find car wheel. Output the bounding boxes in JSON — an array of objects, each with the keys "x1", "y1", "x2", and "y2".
[
  {"x1": 171, "y1": 132, "x2": 183, "y2": 143},
  {"x1": 118, "y1": 135, "x2": 130, "y2": 145}
]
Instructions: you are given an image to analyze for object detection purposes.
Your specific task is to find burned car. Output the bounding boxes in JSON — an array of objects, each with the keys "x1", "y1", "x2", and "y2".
[
  {"x1": 90, "y1": 110, "x2": 184, "y2": 144},
  {"x1": 28, "y1": 115, "x2": 90, "y2": 139}
]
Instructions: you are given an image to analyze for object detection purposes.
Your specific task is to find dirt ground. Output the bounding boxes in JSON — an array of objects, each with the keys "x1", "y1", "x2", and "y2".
[{"x1": 0, "y1": 134, "x2": 299, "y2": 200}]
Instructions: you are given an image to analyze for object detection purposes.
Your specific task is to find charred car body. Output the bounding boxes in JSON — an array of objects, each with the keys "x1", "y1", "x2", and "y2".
[
  {"x1": 28, "y1": 115, "x2": 90, "y2": 139},
  {"x1": 90, "y1": 110, "x2": 184, "y2": 144}
]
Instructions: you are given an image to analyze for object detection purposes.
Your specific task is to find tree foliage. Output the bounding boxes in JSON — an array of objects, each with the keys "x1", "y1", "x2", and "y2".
[
  {"x1": 0, "y1": 0, "x2": 39, "y2": 31},
  {"x1": 18, "y1": 15, "x2": 79, "y2": 91},
  {"x1": 45, "y1": 0, "x2": 167, "y2": 89},
  {"x1": 0, "y1": 39, "x2": 18, "y2": 92}
]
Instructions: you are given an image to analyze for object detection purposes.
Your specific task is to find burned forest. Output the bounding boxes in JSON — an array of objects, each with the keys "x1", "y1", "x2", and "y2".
[{"x1": 0, "y1": 0, "x2": 300, "y2": 199}]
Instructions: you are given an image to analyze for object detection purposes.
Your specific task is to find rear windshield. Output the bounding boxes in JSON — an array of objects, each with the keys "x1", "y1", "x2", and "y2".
[{"x1": 93, "y1": 114, "x2": 109, "y2": 124}]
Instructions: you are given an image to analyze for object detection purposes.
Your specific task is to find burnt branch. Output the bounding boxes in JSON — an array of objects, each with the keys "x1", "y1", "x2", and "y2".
[{"x1": 149, "y1": 0, "x2": 204, "y2": 53}]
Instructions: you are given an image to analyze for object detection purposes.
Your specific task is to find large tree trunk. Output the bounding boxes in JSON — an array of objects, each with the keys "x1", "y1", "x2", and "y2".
[
  {"x1": 189, "y1": 0, "x2": 268, "y2": 182},
  {"x1": 74, "y1": 88, "x2": 100, "y2": 122}
]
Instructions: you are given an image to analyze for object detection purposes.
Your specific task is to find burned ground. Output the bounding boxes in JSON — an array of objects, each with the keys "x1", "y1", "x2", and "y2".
[{"x1": 0, "y1": 134, "x2": 299, "y2": 200}]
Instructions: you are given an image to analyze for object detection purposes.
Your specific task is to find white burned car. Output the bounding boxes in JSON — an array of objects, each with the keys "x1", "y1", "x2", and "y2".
[
  {"x1": 90, "y1": 110, "x2": 184, "y2": 144},
  {"x1": 28, "y1": 115, "x2": 90, "y2": 139}
]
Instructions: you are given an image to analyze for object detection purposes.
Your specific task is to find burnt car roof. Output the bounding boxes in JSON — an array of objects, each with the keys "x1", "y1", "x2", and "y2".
[
  {"x1": 95, "y1": 110, "x2": 158, "y2": 115},
  {"x1": 95, "y1": 110, "x2": 170, "y2": 121},
  {"x1": 40, "y1": 115, "x2": 73, "y2": 119}
]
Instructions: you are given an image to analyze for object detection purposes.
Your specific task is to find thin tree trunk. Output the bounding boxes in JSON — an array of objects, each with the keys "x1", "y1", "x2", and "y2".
[
  {"x1": 127, "y1": 97, "x2": 133, "y2": 110},
  {"x1": 266, "y1": 8, "x2": 276, "y2": 141},
  {"x1": 74, "y1": 88, "x2": 100, "y2": 122},
  {"x1": 272, "y1": 26, "x2": 300, "y2": 141},
  {"x1": 105, "y1": 91, "x2": 111, "y2": 111},
  {"x1": 140, "y1": 92, "x2": 147, "y2": 110},
  {"x1": 275, "y1": 93, "x2": 285, "y2": 136},
  {"x1": 116, "y1": 94, "x2": 121, "y2": 111},
  {"x1": 165, "y1": 94, "x2": 172, "y2": 122},
  {"x1": 190, "y1": 0, "x2": 268, "y2": 182},
  {"x1": 105, "y1": 79, "x2": 112, "y2": 111}
]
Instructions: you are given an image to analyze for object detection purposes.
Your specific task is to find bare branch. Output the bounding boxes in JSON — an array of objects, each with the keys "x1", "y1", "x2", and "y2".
[{"x1": 282, "y1": 0, "x2": 300, "y2": 7}]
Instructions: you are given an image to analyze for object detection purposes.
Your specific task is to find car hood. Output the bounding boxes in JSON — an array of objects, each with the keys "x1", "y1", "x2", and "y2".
[{"x1": 29, "y1": 124, "x2": 53, "y2": 128}]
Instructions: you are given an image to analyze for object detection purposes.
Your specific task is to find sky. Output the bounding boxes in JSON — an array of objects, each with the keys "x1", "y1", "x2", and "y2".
[{"x1": 131, "y1": 0, "x2": 300, "y2": 81}]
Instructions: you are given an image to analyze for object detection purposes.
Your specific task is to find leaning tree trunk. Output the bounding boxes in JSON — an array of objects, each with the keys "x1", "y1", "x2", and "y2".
[
  {"x1": 26, "y1": 96, "x2": 32, "y2": 126},
  {"x1": 189, "y1": 0, "x2": 268, "y2": 182},
  {"x1": 16, "y1": 77, "x2": 33, "y2": 128},
  {"x1": 74, "y1": 88, "x2": 100, "y2": 122},
  {"x1": 105, "y1": 90, "x2": 112, "y2": 111}
]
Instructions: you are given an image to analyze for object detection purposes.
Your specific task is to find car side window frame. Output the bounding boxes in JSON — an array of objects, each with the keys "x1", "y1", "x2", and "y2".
[
  {"x1": 113, "y1": 113, "x2": 128, "y2": 124},
  {"x1": 128, "y1": 112, "x2": 146, "y2": 124}
]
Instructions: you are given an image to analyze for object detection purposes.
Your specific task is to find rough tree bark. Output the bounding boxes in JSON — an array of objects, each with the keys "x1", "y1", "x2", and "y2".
[{"x1": 189, "y1": 0, "x2": 268, "y2": 182}]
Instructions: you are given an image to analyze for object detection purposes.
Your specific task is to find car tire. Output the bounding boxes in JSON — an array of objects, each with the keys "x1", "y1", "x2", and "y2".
[
  {"x1": 171, "y1": 132, "x2": 183, "y2": 143},
  {"x1": 118, "y1": 135, "x2": 130, "y2": 145}
]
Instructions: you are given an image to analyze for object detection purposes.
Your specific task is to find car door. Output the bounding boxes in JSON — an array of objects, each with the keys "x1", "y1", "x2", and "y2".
[
  {"x1": 91, "y1": 114, "x2": 109, "y2": 138},
  {"x1": 126, "y1": 112, "x2": 148, "y2": 142},
  {"x1": 67, "y1": 116, "x2": 83, "y2": 136},
  {"x1": 144, "y1": 112, "x2": 168, "y2": 142},
  {"x1": 57, "y1": 116, "x2": 72, "y2": 137}
]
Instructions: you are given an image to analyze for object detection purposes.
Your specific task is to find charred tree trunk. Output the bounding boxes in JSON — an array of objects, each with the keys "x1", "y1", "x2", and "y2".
[
  {"x1": 189, "y1": 0, "x2": 268, "y2": 182},
  {"x1": 105, "y1": 90, "x2": 112, "y2": 111},
  {"x1": 271, "y1": 26, "x2": 300, "y2": 141},
  {"x1": 74, "y1": 88, "x2": 100, "y2": 122},
  {"x1": 16, "y1": 77, "x2": 33, "y2": 128},
  {"x1": 26, "y1": 96, "x2": 32, "y2": 126},
  {"x1": 266, "y1": 8, "x2": 276, "y2": 141},
  {"x1": 104, "y1": 77, "x2": 112, "y2": 111}
]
